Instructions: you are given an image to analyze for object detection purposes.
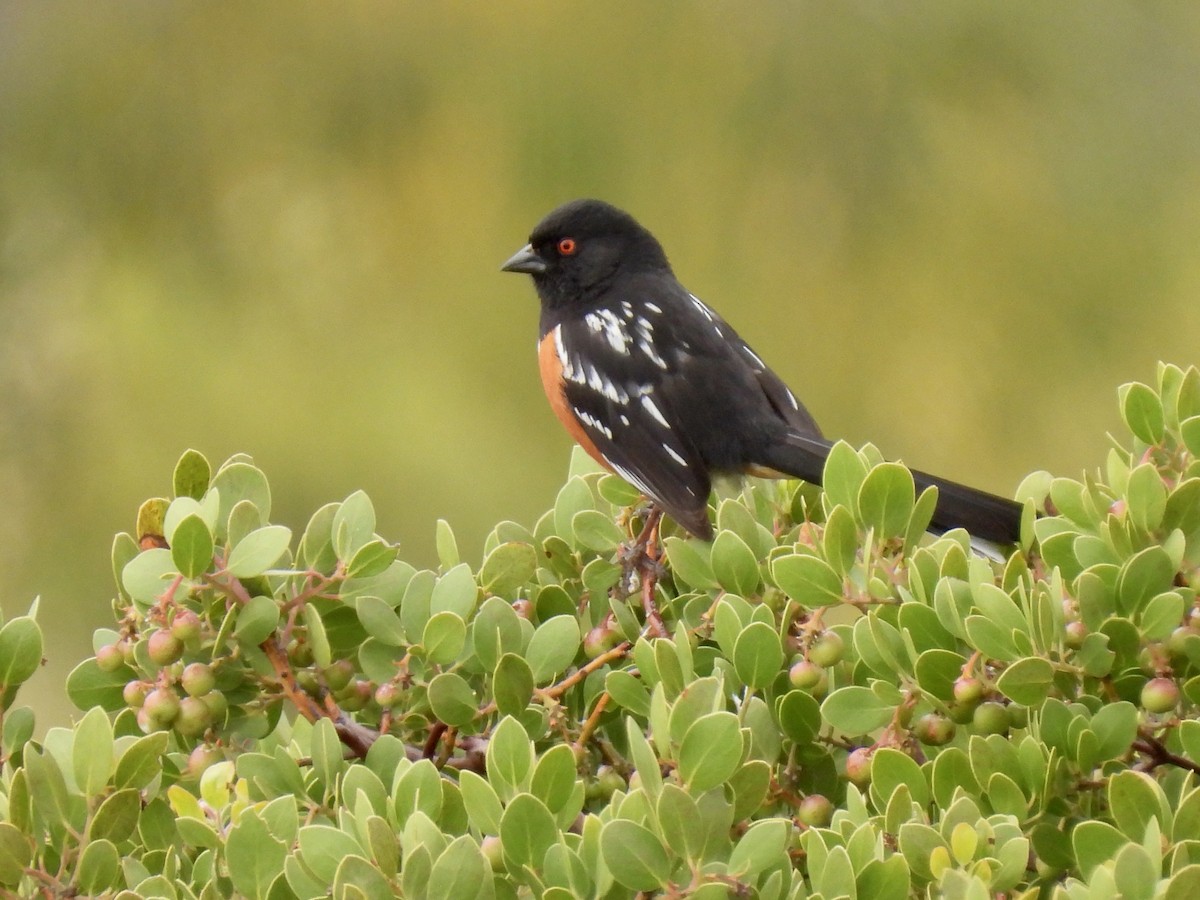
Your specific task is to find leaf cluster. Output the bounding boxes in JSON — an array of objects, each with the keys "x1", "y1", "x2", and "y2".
[{"x1": 1, "y1": 364, "x2": 1200, "y2": 897}]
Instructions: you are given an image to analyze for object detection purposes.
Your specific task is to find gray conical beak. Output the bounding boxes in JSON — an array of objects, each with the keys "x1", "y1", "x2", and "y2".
[{"x1": 500, "y1": 244, "x2": 546, "y2": 275}]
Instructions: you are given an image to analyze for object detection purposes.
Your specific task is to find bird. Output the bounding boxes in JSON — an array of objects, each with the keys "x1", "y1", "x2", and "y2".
[{"x1": 501, "y1": 198, "x2": 1023, "y2": 545}]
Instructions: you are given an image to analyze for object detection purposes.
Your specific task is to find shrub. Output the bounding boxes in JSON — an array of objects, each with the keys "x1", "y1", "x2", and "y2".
[{"x1": 2, "y1": 363, "x2": 1200, "y2": 897}]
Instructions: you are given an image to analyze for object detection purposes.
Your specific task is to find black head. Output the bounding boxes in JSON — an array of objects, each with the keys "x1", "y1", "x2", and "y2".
[{"x1": 501, "y1": 199, "x2": 671, "y2": 309}]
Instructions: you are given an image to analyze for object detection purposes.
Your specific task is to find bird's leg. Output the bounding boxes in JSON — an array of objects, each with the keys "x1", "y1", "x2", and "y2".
[{"x1": 617, "y1": 505, "x2": 668, "y2": 636}]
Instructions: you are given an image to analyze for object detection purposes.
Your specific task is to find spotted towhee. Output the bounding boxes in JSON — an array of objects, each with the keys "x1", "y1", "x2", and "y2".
[{"x1": 502, "y1": 199, "x2": 1023, "y2": 545}]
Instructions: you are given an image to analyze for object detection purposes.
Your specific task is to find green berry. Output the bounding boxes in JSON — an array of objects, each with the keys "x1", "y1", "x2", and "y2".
[
  {"x1": 176, "y1": 696, "x2": 213, "y2": 737},
  {"x1": 147, "y1": 629, "x2": 184, "y2": 666},
  {"x1": 1141, "y1": 677, "x2": 1180, "y2": 714},
  {"x1": 96, "y1": 642, "x2": 126, "y2": 673},
  {"x1": 324, "y1": 659, "x2": 355, "y2": 692},
  {"x1": 808, "y1": 632, "x2": 844, "y2": 668},
  {"x1": 845, "y1": 748, "x2": 873, "y2": 787},
  {"x1": 144, "y1": 687, "x2": 181, "y2": 728},
  {"x1": 181, "y1": 662, "x2": 216, "y2": 697},
  {"x1": 914, "y1": 712, "x2": 956, "y2": 746},
  {"x1": 171, "y1": 609, "x2": 202, "y2": 642},
  {"x1": 973, "y1": 702, "x2": 1010, "y2": 736},
  {"x1": 797, "y1": 794, "x2": 834, "y2": 827},
  {"x1": 123, "y1": 680, "x2": 148, "y2": 708}
]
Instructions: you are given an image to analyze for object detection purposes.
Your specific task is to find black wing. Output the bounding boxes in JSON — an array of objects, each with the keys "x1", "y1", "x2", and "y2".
[{"x1": 550, "y1": 305, "x2": 715, "y2": 538}]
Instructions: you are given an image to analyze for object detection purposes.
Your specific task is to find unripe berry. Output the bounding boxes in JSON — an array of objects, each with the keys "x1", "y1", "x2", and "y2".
[
  {"x1": 583, "y1": 625, "x2": 619, "y2": 660},
  {"x1": 202, "y1": 690, "x2": 228, "y2": 722},
  {"x1": 797, "y1": 794, "x2": 834, "y2": 827},
  {"x1": 914, "y1": 712, "x2": 956, "y2": 746},
  {"x1": 96, "y1": 643, "x2": 126, "y2": 673},
  {"x1": 1141, "y1": 677, "x2": 1181, "y2": 714},
  {"x1": 374, "y1": 682, "x2": 403, "y2": 709},
  {"x1": 953, "y1": 676, "x2": 984, "y2": 706},
  {"x1": 324, "y1": 659, "x2": 355, "y2": 692},
  {"x1": 481, "y1": 835, "x2": 505, "y2": 872},
  {"x1": 176, "y1": 696, "x2": 213, "y2": 737},
  {"x1": 171, "y1": 609, "x2": 202, "y2": 642},
  {"x1": 181, "y1": 662, "x2": 216, "y2": 697},
  {"x1": 1064, "y1": 621, "x2": 1088, "y2": 648},
  {"x1": 808, "y1": 632, "x2": 844, "y2": 668},
  {"x1": 147, "y1": 629, "x2": 184, "y2": 666},
  {"x1": 123, "y1": 680, "x2": 148, "y2": 708},
  {"x1": 287, "y1": 638, "x2": 314, "y2": 668},
  {"x1": 845, "y1": 748, "x2": 874, "y2": 786},
  {"x1": 789, "y1": 660, "x2": 826, "y2": 692},
  {"x1": 972, "y1": 702, "x2": 1010, "y2": 736},
  {"x1": 144, "y1": 687, "x2": 181, "y2": 728},
  {"x1": 186, "y1": 745, "x2": 222, "y2": 780}
]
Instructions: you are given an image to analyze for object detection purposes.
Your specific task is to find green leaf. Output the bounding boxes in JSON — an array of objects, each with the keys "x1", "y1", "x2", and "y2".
[
  {"x1": 526, "y1": 615, "x2": 581, "y2": 683},
  {"x1": 0, "y1": 823, "x2": 32, "y2": 888},
  {"x1": 211, "y1": 461, "x2": 272, "y2": 538},
  {"x1": 777, "y1": 689, "x2": 821, "y2": 744},
  {"x1": 711, "y1": 530, "x2": 761, "y2": 596},
  {"x1": 823, "y1": 441, "x2": 868, "y2": 512},
  {"x1": 422, "y1": 611, "x2": 467, "y2": 665},
  {"x1": 1126, "y1": 463, "x2": 1168, "y2": 532},
  {"x1": 858, "y1": 463, "x2": 915, "y2": 537},
  {"x1": 227, "y1": 810, "x2": 288, "y2": 900},
  {"x1": 531, "y1": 744, "x2": 578, "y2": 813},
  {"x1": 0, "y1": 616, "x2": 43, "y2": 688},
  {"x1": 120, "y1": 549, "x2": 176, "y2": 607},
  {"x1": 73, "y1": 705, "x2": 115, "y2": 797},
  {"x1": 1119, "y1": 381, "x2": 1165, "y2": 445},
  {"x1": 493, "y1": 653, "x2": 535, "y2": 718},
  {"x1": 732, "y1": 621, "x2": 783, "y2": 689},
  {"x1": 572, "y1": 510, "x2": 625, "y2": 552},
  {"x1": 332, "y1": 490, "x2": 376, "y2": 561},
  {"x1": 1109, "y1": 770, "x2": 1168, "y2": 842},
  {"x1": 303, "y1": 602, "x2": 332, "y2": 669},
  {"x1": 298, "y1": 824, "x2": 363, "y2": 884},
  {"x1": 663, "y1": 537, "x2": 719, "y2": 590},
  {"x1": 820, "y1": 686, "x2": 895, "y2": 735},
  {"x1": 89, "y1": 787, "x2": 140, "y2": 842},
  {"x1": 995, "y1": 656, "x2": 1054, "y2": 706},
  {"x1": 426, "y1": 673, "x2": 478, "y2": 728},
  {"x1": 1090, "y1": 702, "x2": 1138, "y2": 762},
  {"x1": 487, "y1": 716, "x2": 534, "y2": 796},
  {"x1": 678, "y1": 711, "x2": 742, "y2": 793},
  {"x1": 600, "y1": 819, "x2": 671, "y2": 891},
  {"x1": 356, "y1": 595, "x2": 406, "y2": 647},
  {"x1": 173, "y1": 448, "x2": 211, "y2": 500},
  {"x1": 500, "y1": 793, "x2": 558, "y2": 870},
  {"x1": 727, "y1": 818, "x2": 788, "y2": 877},
  {"x1": 771, "y1": 553, "x2": 845, "y2": 606},
  {"x1": 235, "y1": 594, "x2": 280, "y2": 647},
  {"x1": 346, "y1": 539, "x2": 398, "y2": 580},
  {"x1": 427, "y1": 835, "x2": 490, "y2": 900},
  {"x1": 435, "y1": 518, "x2": 460, "y2": 569},
  {"x1": 472, "y1": 597, "x2": 523, "y2": 671},
  {"x1": 657, "y1": 785, "x2": 703, "y2": 862},
  {"x1": 1117, "y1": 545, "x2": 1175, "y2": 614},
  {"x1": 555, "y1": 477, "x2": 596, "y2": 544},
  {"x1": 871, "y1": 747, "x2": 931, "y2": 809},
  {"x1": 480, "y1": 542, "x2": 538, "y2": 597},
  {"x1": 1073, "y1": 820, "x2": 1128, "y2": 878},
  {"x1": 606, "y1": 670, "x2": 651, "y2": 717},
  {"x1": 226, "y1": 525, "x2": 292, "y2": 577},
  {"x1": 75, "y1": 836, "x2": 119, "y2": 894},
  {"x1": 171, "y1": 514, "x2": 214, "y2": 579},
  {"x1": 459, "y1": 769, "x2": 503, "y2": 835},
  {"x1": 430, "y1": 563, "x2": 479, "y2": 619}
]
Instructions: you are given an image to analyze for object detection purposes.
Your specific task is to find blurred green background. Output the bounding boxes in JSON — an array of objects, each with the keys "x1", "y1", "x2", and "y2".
[{"x1": 4, "y1": 2, "x2": 1199, "y2": 727}]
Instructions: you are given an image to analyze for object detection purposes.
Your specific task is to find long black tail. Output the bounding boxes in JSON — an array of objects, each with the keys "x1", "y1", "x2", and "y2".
[{"x1": 757, "y1": 431, "x2": 1023, "y2": 545}]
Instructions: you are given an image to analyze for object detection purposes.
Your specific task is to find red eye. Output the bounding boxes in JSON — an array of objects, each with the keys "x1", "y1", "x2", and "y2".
[{"x1": 557, "y1": 238, "x2": 577, "y2": 256}]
